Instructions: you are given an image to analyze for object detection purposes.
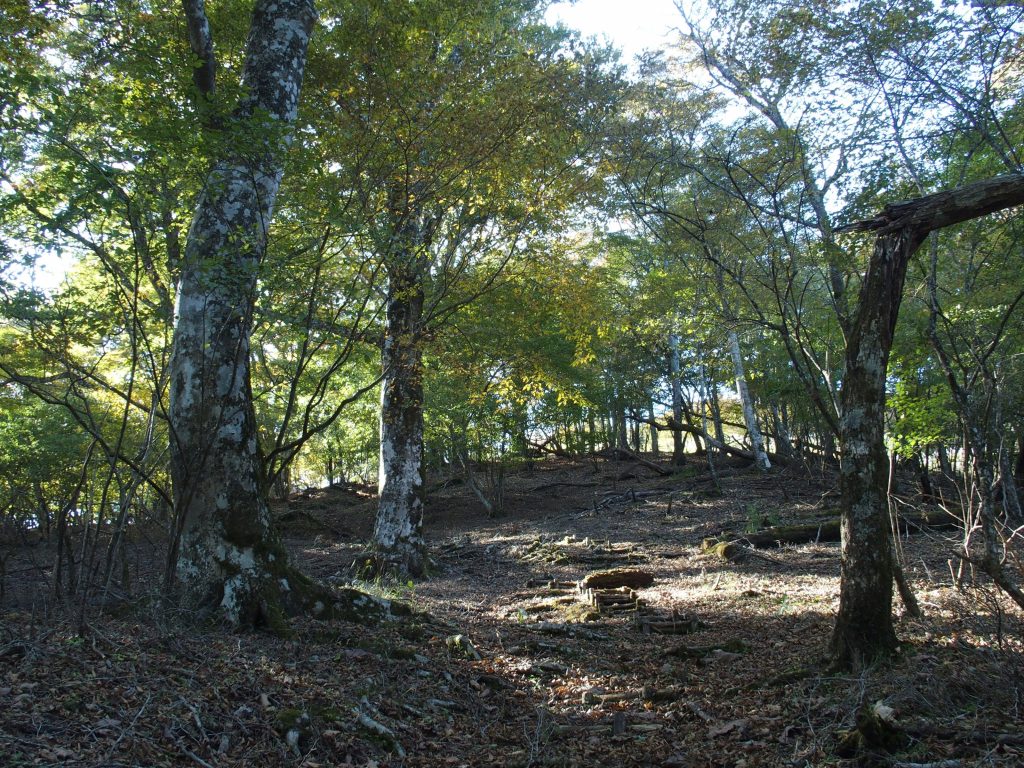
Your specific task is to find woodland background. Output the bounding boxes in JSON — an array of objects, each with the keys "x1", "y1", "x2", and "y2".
[{"x1": 2, "y1": 1, "x2": 1024, "y2": 766}]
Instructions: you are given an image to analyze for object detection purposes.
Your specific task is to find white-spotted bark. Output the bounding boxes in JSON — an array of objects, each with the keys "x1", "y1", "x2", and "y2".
[
  {"x1": 831, "y1": 230, "x2": 911, "y2": 666},
  {"x1": 832, "y1": 173, "x2": 1024, "y2": 667},
  {"x1": 168, "y1": 0, "x2": 317, "y2": 625},
  {"x1": 373, "y1": 264, "x2": 428, "y2": 576}
]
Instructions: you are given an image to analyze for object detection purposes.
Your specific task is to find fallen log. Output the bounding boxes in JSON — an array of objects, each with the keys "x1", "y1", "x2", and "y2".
[
  {"x1": 702, "y1": 509, "x2": 960, "y2": 553},
  {"x1": 637, "y1": 610, "x2": 704, "y2": 635},
  {"x1": 629, "y1": 411, "x2": 790, "y2": 466},
  {"x1": 597, "y1": 447, "x2": 671, "y2": 476},
  {"x1": 663, "y1": 638, "x2": 748, "y2": 659},
  {"x1": 580, "y1": 568, "x2": 655, "y2": 590}
]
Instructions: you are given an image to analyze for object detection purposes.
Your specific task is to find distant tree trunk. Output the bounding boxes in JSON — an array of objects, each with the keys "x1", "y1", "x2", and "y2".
[
  {"x1": 728, "y1": 330, "x2": 770, "y2": 471},
  {"x1": 373, "y1": 264, "x2": 427, "y2": 576},
  {"x1": 832, "y1": 172, "x2": 1024, "y2": 667},
  {"x1": 822, "y1": 430, "x2": 837, "y2": 464},
  {"x1": 514, "y1": 406, "x2": 530, "y2": 460},
  {"x1": 669, "y1": 332, "x2": 686, "y2": 465},
  {"x1": 168, "y1": 0, "x2": 317, "y2": 627},
  {"x1": 1003, "y1": 443, "x2": 1023, "y2": 522},
  {"x1": 1015, "y1": 433, "x2": 1024, "y2": 485},
  {"x1": 271, "y1": 466, "x2": 291, "y2": 500},
  {"x1": 912, "y1": 452, "x2": 936, "y2": 503},
  {"x1": 708, "y1": 379, "x2": 725, "y2": 448},
  {"x1": 769, "y1": 403, "x2": 794, "y2": 459},
  {"x1": 649, "y1": 400, "x2": 660, "y2": 458},
  {"x1": 937, "y1": 444, "x2": 954, "y2": 480},
  {"x1": 615, "y1": 401, "x2": 628, "y2": 451}
]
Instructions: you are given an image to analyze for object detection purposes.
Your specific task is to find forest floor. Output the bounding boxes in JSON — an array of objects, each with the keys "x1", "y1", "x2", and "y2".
[{"x1": 2, "y1": 454, "x2": 1024, "y2": 767}]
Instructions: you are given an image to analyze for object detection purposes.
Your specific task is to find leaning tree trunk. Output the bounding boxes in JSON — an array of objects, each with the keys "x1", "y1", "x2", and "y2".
[
  {"x1": 727, "y1": 330, "x2": 771, "y2": 471},
  {"x1": 168, "y1": 0, "x2": 317, "y2": 627},
  {"x1": 832, "y1": 172, "x2": 1024, "y2": 668},
  {"x1": 373, "y1": 265, "x2": 427, "y2": 577}
]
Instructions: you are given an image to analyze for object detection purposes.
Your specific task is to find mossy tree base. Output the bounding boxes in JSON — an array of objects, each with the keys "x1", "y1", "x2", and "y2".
[
  {"x1": 355, "y1": 547, "x2": 431, "y2": 582},
  {"x1": 176, "y1": 529, "x2": 407, "y2": 633}
]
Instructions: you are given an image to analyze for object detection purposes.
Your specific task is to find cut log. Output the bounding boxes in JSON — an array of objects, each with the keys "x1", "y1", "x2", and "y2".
[
  {"x1": 637, "y1": 610, "x2": 704, "y2": 635},
  {"x1": 587, "y1": 586, "x2": 640, "y2": 608},
  {"x1": 524, "y1": 578, "x2": 578, "y2": 590},
  {"x1": 580, "y1": 568, "x2": 655, "y2": 590}
]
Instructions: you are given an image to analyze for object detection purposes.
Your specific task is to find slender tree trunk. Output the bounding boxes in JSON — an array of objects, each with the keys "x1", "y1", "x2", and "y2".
[
  {"x1": 514, "y1": 405, "x2": 530, "y2": 460},
  {"x1": 822, "y1": 430, "x2": 837, "y2": 464},
  {"x1": 728, "y1": 330, "x2": 770, "y2": 470},
  {"x1": 168, "y1": 0, "x2": 317, "y2": 627},
  {"x1": 769, "y1": 403, "x2": 794, "y2": 459},
  {"x1": 709, "y1": 380, "x2": 725, "y2": 448},
  {"x1": 649, "y1": 400, "x2": 660, "y2": 458},
  {"x1": 912, "y1": 452, "x2": 936, "y2": 503},
  {"x1": 669, "y1": 332, "x2": 686, "y2": 465},
  {"x1": 699, "y1": 365, "x2": 720, "y2": 491},
  {"x1": 1000, "y1": 444, "x2": 1023, "y2": 522},
  {"x1": 938, "y1": 444, "x2": 954, "y2": 481},
  {"x1": 373, "y1": 266, "x2": 427, "y2": 576}
]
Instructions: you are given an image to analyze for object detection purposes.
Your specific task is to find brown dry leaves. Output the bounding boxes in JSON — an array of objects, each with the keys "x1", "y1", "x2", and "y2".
[{"x1": 3, "y1": 457, "x2": 1023, "y2": 767}]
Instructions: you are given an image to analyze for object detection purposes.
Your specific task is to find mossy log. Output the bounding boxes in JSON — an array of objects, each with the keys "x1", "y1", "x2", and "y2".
[
  {"x1": 702, "y1": 509, "x2": 959, "y2": 553},
  {"x1": 835, "y1": 701, "x2": 907, "y2": 757},
  {"x1": 702, "y1": 541, "x2": 746, "y2": 560},
  {"x1": 580, "y1": 568, "x2": 655, "y2": 590}
]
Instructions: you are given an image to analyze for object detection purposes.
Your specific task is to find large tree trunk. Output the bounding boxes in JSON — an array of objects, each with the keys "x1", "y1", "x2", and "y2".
[
  {"x1": 727, "y1": 330, "x2": 771, "y2": 471},
  {"x1": 831, "y1": 172, "x2": 1024, "y2": 668},
  {"x1": 373, "y1": 266, "x2": 427, "y2": 576},
  {"x1": 168, "y1": 0, "x2": 317, "y2": 627},
  {"x1": 830, "y1": 231, "x2": 912, "y2": 667}
]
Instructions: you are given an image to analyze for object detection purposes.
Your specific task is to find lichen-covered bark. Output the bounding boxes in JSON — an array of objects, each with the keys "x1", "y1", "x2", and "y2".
[
  {"x1": 168, "y1": 0, "x2": 317, "y2": 626},
  {"x1": 832, "y1": 173, "x2": 1024, "y2": 665},
  {"x1": 373, "y1": 265, "x2": 427, "y2": 577},
  {"x1": 831, "y1": 231, "x2": 916, "y2": 667}
]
